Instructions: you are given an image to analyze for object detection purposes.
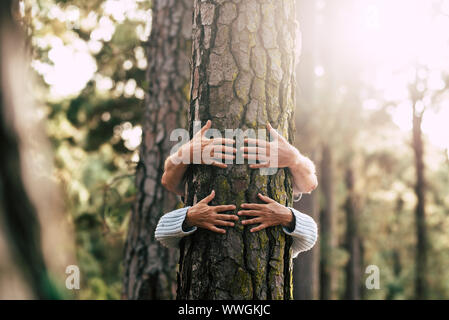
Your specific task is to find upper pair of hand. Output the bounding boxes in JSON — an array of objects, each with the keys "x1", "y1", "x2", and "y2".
[
  {"x1": 184, "y1": 190, "x2": 294, "y2": 234},
  {"x1": 176, "y1": 120, "x2": 301, "y2": 169}
]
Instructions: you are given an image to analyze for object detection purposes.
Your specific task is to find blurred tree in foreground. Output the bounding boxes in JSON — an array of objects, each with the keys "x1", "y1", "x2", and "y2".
[
  {"x1": 24, "y1": 0, "x2": 151, "y2": 299},
  {"x1": 0, "y1": 0, "x2": 73, "y2": 299}
]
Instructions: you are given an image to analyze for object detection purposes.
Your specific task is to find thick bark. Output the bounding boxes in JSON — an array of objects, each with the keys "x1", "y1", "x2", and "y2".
[
  {"x1": 343, "y1": 167, "x2": 361, "y2": 300},
  {"x1": 412, "y1": 104, "x2": 427, "y2": 300},
  {"x1": 0, "y1": 0, "x2": 59, "y2": 299},
  {"x1": 319, "y1": 143, "x2": 335, "y2": 300},
  {"x1": 293, "y1": 192, "x2": 319, "y2": 300},
  {"x1": 178, "y1": 0, "x2": 298, "y2": 300},
  {"x1": 122, "y1": 0, "x2": 192, "y2": 300}
]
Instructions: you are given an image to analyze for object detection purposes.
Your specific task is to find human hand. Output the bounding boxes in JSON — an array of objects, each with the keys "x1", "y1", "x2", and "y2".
[
  {"x1": 242, "y1": 122, "x2": 300, "y2": 169},
  {"x1": 238, "y1": 193, "x2": 294, "y2": 233},
  {"x1": 185, "y1": 190, "x2": 238, "y2": 234},
  {"x1": 176, "y1": 120, "x2": 236, "y2": 168}
]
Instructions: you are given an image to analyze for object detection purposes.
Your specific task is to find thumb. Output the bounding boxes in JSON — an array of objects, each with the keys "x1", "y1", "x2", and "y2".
[
  {"x1": 201, "y1": 120, "x2": 212, "y2": 136},
  {"x1": 267, "y1": 122, "x2": 279, "y2": 139},
  {"x1": 258, "y1": 193, "x2": 274, "y2": 203},
  {"x1": 200, "y1": 190, "x2": 215, "y2": 204}
]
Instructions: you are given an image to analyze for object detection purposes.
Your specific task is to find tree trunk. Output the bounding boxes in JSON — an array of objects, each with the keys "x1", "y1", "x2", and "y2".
[
  {"x1": 293, "y1": 191, "x2": 320, "y2": 300},
  {"x1": 0, "y1": 0, "x2": 60, "y2": 299},
  {"x1": 412, "y1": 104, "x2": 427, "y2": 300},
  {"x1": 343, "y1": 166, "x2": 361, "y2": 300},
  {"x1": 178, "y1": 0, "x2": 299, "y2": 300},
  {"x1": 319, "y1": 143, "x2": 335, "y2": 300},
  {"x1": 122, "y1": 0, "x2": 192, "y2": 300}
]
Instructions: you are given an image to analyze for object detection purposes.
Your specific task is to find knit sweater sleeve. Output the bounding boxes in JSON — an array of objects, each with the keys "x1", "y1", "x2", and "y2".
[
  {"x1": 155, "y1": 206, "x2": 318, "y2": 258},
  {"x1": 283, "y1": 207, "x2": 318, "y2": 258},
  {"x1": 154, "y1": 206, "x2": 196, "y2": 248}
]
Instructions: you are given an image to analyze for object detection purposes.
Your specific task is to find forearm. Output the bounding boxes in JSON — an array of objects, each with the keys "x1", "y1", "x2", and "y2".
[
  {"x1": 288, "y1": 150, "x2": 318, "y2": 196},
  {"x1": 161, "y1": 151, "x2": 189, "y2": 196}
]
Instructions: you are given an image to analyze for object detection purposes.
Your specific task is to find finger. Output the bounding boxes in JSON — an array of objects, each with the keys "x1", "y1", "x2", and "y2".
[
  {"x1": 212, "y1": 138, "x2": 236, "y2": 146},
  {"x1": 213, "y1": 145, "x2": 237, "y2": 154},
  {"x1": 201, "y1": 120, "x2": 212, "y2": 135},
  {"x1": 241, "y1": 218, "x2": 262, "y2": 225},
  {"x1": 240, "y1": 203, "x2": 265, "y2": 210},
  {"x1": 258, "y1": 193, "x2": 275, "y2": 203},
  {"x1": 199, "y1": 190, "x2": 215, "y2": 204},
  {"x1": 213, "y1": 205, "x2": 237, "y2": 212},
  {"x1": 211, "y1": 153, "x2": 236, "y2": 160},
  {"x1": 211, "y1": 161, "x2": 228, "y2": 169},
  {"x1": 214, "y1": 220, "x2": 235, "y2": 227},
  {"x1": 238, "y1": 210, "x2": 264, "y2": 217},
  {"x1": 244, "y1": 138, "x2": 268, "y2": 148},
  {"x1": 215, "y1": 214, "x2": 239, "y2": 221},
  {"x1": 241, "y1": 146, "x2": 268, "y2": 154},
  {"x1": 251, "y1": 224, "x2": 268, "y2": 233},
  {"x1": 208, "y1": 225, "x2": 226, "y2": 234},
  {"x1": 249, "y1": 163, "x2": 270, "y2": 169},
  {"x1": 243, "y1": 154, "x2": 269, "y2": 162}
]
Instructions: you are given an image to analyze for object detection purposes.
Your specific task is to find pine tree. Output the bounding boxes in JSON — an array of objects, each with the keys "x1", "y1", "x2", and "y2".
[
  {"x1": 122, "y1": 0, "x2": 193, "y2": 299},
  {"x1": 178, "y1": 0, "x2": 299, "y2": 300}
]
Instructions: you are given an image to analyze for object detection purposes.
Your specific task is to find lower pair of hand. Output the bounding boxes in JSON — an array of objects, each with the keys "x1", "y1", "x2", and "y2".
[{"x1": 184, "y1": 191, "x2": 294, "y2": 234}]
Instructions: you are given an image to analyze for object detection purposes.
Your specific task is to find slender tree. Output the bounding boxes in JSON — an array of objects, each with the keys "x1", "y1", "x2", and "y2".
[
  {"x1": 409, "y1": 78, "x2": 428, "y2": 300},
  {"x1": 343, "y1": 166, "x2": 362, "y2": 300},
  {"x1": 293, "y1": 0, "x2": 321, "y2": 300},
  {"x1": 178, "y1": 0, "x2": 299, "y2": 300},
  {"x1": 122, "y1": 0, "x2": 193, "y2": 299},
  {"x1": 319, "y1": 143, "x2": 335, "y2": 300}
]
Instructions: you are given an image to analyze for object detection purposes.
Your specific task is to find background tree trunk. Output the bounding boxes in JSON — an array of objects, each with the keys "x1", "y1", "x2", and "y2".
[
  {"x1": 122, "y1": 0, "x2": 192, "y2": 300},
  {"x1": 293, "y1": 0, "x2": 320, "y2": 300},
  {"x1": 293, "y1": 191, "x2": 320, "y2": 300},
  {"x1": 344, "y1": 166, "x2": 362, "y2": 300},
  {"x1": 412, "y1": 100, "x2": 428, "y2": 300},
  {"x1": 319, "y1": 143, "x2": 335, "y2": 300},
  {"x1": 178, "y1": 0, "x2": 299, "y2": 300}
]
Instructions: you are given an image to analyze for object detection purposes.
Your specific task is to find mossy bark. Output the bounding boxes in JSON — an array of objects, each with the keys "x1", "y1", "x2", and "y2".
[
  {"x1": 122, "y1": 0, "x2": 192, "y2": 300},
  {"x1": 178, "y1": 0, "x2": 299, "y2": 300}
]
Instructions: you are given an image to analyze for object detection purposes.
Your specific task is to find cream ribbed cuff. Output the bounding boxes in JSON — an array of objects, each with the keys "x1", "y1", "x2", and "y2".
[
  {"x1": 283, "y1": 207, "x2": 318, "y2": 258},
  {"x1": 154, "y1": 206, "x2": 196, "y2": 248}
]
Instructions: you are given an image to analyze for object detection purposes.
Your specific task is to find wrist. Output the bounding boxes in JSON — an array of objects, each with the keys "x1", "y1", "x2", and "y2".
[
  {"x1": 281, "y1": 206, "x2": 294, "y2": 228},
  {"x1": 184, "y1": 207, "x2": 194, "y2": 228},
  {"x1": 287, "y1": 145, "x2": 302, "y2": 169},
  {"x1": 287, "y1": 146, "x2": 302, "y2": 168}
]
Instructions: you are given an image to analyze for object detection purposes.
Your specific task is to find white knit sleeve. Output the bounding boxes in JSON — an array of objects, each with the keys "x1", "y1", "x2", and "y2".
[
  {"x1": 282, "y1": 207, "x2": 318, "y2": 258},
  {"x1": 155, "y1": 206, "x2": 197, "y2": 248}
]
